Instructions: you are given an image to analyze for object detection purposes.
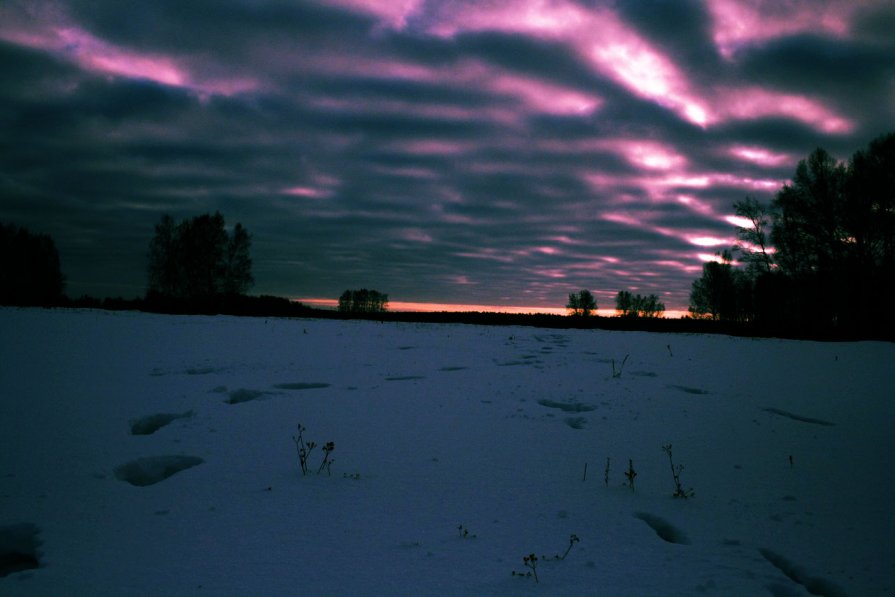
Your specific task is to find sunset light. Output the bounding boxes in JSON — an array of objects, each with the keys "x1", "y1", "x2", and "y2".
[
  {"x1": 1, "y1": 0, "x2": 892, "y2": 314},
  {"x1": 3, "y1": 5, "x2": 894, "y2": 595}
]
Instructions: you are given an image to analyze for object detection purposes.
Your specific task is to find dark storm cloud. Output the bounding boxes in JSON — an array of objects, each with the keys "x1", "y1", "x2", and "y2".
[{"x1": 1, "y1": 0, "x2": 893, "y2": 310}]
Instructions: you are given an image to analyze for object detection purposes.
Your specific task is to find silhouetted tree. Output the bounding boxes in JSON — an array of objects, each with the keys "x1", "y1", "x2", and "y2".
[
  {"x1": 771, "y1": 148, "x2": 849, "y2": 327},
  {"x1": 146, "y1": 212, "x2": 253, "y2": 302},
  {"x1": 733, "y1": 197, "x2": 774, "y2": 277},
  {"x1": 222, "y1": 223, "x2": 253, "y2": 296},
  {"x1": 615, "y1": 290, "x2": 633, "y2": 317},
  {"x1": 566, "y1": 289, "x2": 596, "y2": 316},
  {"x1": 773, "y1": 149, "x2": 847, "y2": 279},
  {"x1": 688, "y1": 252, "x2": 740, "y2": 321},
  {"x1": 338, "y1": 288, "x2": 388, "y2": 313},
  {"x1": 640, "y1": 294, "x2": 665, "y2": 318},
  {"x1": 615, "y1": 291, "x2": 665, "y2": 318},
  {"x1": 0, "y1": 223, "x2": 65, "y2": 306},
  {"x1": 691, "y1": 132, "x2": 895, "y2": 335},
  {"x1": 147, "y1": 214, "x2": 179, "y2": 298},
  {"x1": 763, "y1": 135, "x2": 895, "y2": 332},
  {"x1": 844, "y1": 132, "x2": 895, "y2": 330}
]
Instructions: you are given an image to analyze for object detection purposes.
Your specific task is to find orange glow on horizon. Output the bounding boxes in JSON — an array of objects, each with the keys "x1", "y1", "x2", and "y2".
[{"x1": 297, "y1": 298, "x2": 688, "y2": 319}]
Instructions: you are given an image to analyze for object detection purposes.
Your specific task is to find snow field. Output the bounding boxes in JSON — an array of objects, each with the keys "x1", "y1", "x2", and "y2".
[{"x1": 1, "y1": 308, "x2": 893, "y2": 595}]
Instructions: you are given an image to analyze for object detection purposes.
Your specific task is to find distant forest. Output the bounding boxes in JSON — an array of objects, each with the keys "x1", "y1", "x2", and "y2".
[{"x1": 1, "y1": 133, "x2": 893, "y2": 341}]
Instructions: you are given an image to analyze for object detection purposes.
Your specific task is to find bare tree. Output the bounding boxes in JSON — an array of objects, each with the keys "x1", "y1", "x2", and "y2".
[
  {"x1": 566, "y1": 289, "x2": 596, "y2": 316},
  {"x1": 338, "y1": 289, "x2": 389, "y2": 313},
  {"x1": 0, "y1": 223, "x2": 65, "y2": 305},
  {"x1": 146, "y1": 212, "x2": 253, "y2": 301},
  {"x1": 616, "y1": 290, "x2": 665, "y2": 318},
  {"x1": 733, "y1": 197, "x2": 774, "y2": 276}
]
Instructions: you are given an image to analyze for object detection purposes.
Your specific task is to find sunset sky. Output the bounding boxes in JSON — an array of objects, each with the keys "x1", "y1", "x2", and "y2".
[{"x1": 2, "y1": 1, "x2": 893, "y2": 313}]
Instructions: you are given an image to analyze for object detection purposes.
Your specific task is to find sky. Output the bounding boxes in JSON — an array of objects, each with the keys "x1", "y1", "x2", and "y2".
[{"x1": 1, "y1": 1, "x2": 894, "y2": 313}]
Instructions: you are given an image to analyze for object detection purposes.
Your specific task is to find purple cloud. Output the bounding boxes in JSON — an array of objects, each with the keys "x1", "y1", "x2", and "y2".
[{"x1": 1, "y1": 0, "x2": 893, "y2": 312}]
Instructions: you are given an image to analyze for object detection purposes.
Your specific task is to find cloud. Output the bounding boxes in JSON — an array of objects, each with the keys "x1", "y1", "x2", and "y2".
[{"x1": 0, "y1": 0, "x2": 892, "y2": 310}]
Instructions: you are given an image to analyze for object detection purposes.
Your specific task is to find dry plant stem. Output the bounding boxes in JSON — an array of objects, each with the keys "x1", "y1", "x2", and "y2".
[
  {"x1": 523, "y1": 554, "x2": 539, "y2": 583},
  {"x1": 625, "y1": 459, "x2": 637, "y2": 491},
  {"x1": 611, "y1": 354, "x2": 630, "y2": 378},
  {"x1": 560, "y1": 534, "x2": 580, "y2": 560},
  {"x1": 663, "y1": 444, "x2": 693, "y2": 498},
  {"x1": 317, "y1": 441, "x2": 335, "y2": 475},
  {"x1": 293, "y1": 424, "x2": 315, "y2": 476}
]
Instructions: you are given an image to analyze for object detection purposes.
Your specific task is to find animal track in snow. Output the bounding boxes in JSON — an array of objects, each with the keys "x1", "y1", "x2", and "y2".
[
  {"x1": 759, "y1": 548, "x2": 847, "y2": 596},
  {"x1": 633, "y1": 512, "x2": 691, "y2": 545},
  {"x1": 224, "y1": 389, "x2": 268, "y2": 404},
  {"x1": 762, "y1": 408, "x2": 835, "y2": 426},
  {"x1": 114, "y1": 455, "x2": 204, "y2": 487},
  {"x1": 564, "y1": 416, "x2": 587, "y2": 429},
  {"x1": 0, "y1": 523, "x2": 41, "y2": 577},
  {"x1": 667, "y1": 385, "x2": 710, "y2": 395},
  {"x1": 130, "y1": 411, "x2": 194, "y2": 435},
  {"x1": 185, "y1": 366, "x2": 220, "y2": 375},
  {"x1": 272, "y1": 382, "x2": 331, "y2": 390},
  {"x1": 537, "y1": 399, "x2": 595, "y2": 413}
]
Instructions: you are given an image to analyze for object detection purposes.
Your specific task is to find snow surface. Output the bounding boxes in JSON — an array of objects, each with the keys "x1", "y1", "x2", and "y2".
[{"x1": 1, "y1": 307, "x2": 893, "y2": 596}]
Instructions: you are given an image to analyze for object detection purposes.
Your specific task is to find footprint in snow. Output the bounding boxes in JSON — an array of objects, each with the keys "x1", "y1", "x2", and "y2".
[
  {"x1": 564, "y1": 416, "x2": 588, "y2": 429},
  {"x1": 762, "y1": 408, "x2": 835, "y2": 426},
  {"x1": 537, "y1": 399, "x2": 596, "y2": 413},
  {"x1": 224, "y1": 389, "x2": 268, "y2": 404},
  {"x1": 0, "y1": 523, "x2": 41, "y2": 578},
  {"x1": 667, "y1": 384, "x2": 710, "y2": 395},
  {"x1": 633, "y1": 512, "x2": 691, "y2": 545},
  {"x1": 759, "y1": 548, "x2": 847, "y2": 597},
  {"x1": 130, "y1": 410, "x2": 194, "y2": 435},
  {"x1": 114, "y1": 455, "x2": 204, "y2": 487},
  {"x1": 272, "y1": 382, "x2": 331, "y2": 390}
]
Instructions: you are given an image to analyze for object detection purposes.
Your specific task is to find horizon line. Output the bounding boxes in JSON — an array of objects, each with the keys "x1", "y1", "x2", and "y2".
[{"x1": 296, "y1": 298, "x2": 689, "y2": 319}]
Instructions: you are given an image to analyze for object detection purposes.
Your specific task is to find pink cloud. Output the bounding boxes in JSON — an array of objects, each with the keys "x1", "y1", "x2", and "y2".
[
  {"x1": 714, "y1": 87, "x2": 853, "y2": 134},
  {"x1": 371, "y1": 165, "x2": 439, "y2": 179},
  {"x1": 281, "y1": 186, "x2": 333, "y2": 199},
  {"x1": 417, "y1": 0, "x2": 589, "y2": 38},
  {"x1": 393, "y1": 1, "x2": 710, "y2": 126},
  {"x1": 729, "y1": 145, "x2": 794, "y2": 167},
  {"x1": 322, "y1": 0, "x2": 424, "y2": 30},
  {"x1": 318, "y1": 2, "x2": 854, "y2": 135},
  {"x1": 705, "y1": 0, "x2": 865, "y2": 58},
  {"x1": 585, "y1": 24, "x2": 710, "y2": 126},
  {"x1": 399, "y1": 228, "x2": 434, "y2": 243},
  {"x1": 309, "y1": 56, "x2": 600, "y2": 119},
  {"x1": 391, "y1": 140, "x2": 473, "y2": 156},
  {"x1": 0, "y1": 5, "x2": 256, "y2": 97},
  {"x1": 688, "y1": 235, "x2": 731, "y2": 247},
  {"x1": 52, "y1": 28, "x2": 186, "y2": 87},
  {"x1": 488, "y1": 71, "x2": 601, "y2": 115},
  {"x1": 676, "y1": 195, "x2": 718, "y2": 217},
  {"x1": 578, "y1": 139, "x2": 689, "y2": 171}
]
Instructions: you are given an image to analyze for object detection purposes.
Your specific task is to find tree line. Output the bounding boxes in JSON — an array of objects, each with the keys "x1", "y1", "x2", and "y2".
[
  {"x1": 3, "y1": 131, "x2": 893, "y2": 338},
  {"x1": 147, "y1": 212, "x2": 253, "y2": 302},
  {"x1": 338, "y1": 288, "x2": 389, "y2": 313},
  {"x1": 0, "y1": 223, "x2": 65, "y2": 306},
  {"x1": 566, "y1": 289, "x2": 665, "y2": 318},
  {"x1": 688, "y1": 131, "x2": 895, "y2": 336}
]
